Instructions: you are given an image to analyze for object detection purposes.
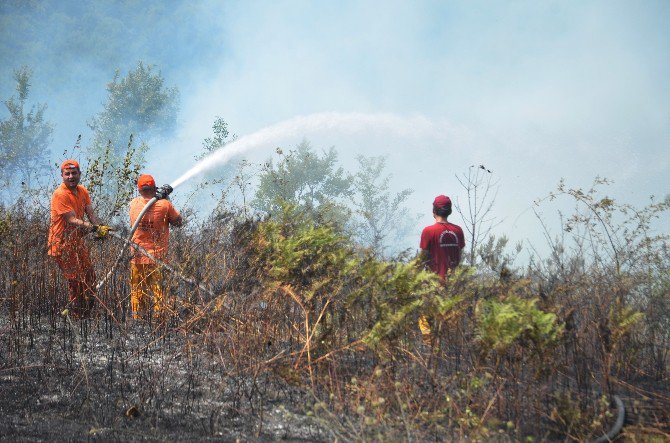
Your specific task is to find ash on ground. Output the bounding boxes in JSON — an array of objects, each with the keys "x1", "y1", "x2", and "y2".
[{"x1": 0, "y1": 313, "x2": 325, "y2": 442}]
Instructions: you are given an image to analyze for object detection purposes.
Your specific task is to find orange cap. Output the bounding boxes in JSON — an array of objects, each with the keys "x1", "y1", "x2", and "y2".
[
  {"x1": 137, "y1": 174, "x2": 156, "y2": 190},
  {"x1": 60, "y1": 159, "x2": 80, "y2": 171}
]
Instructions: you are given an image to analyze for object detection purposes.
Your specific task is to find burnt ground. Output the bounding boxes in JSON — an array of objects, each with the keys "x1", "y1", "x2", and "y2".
[
  {"x1": 0, "y1": 313, "x2": 325, "y2": 442},
  {"x1": 2, "y1": 310, "x2": 669, "y2": 442}
]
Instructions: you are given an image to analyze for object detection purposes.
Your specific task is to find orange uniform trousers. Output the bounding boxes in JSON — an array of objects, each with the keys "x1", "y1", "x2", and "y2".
[
  {"x1": 53, "y1": 246, "x2": 96, "y2": 318},
  {"x1": 130, "y1": 262, "x2": 165, "y2": 319}
]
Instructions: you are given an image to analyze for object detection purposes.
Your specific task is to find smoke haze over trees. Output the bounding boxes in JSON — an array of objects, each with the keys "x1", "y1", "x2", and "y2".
[
  {"x1": 0, "y1": 66, "x2": 53, "y2": 197},
  {"x1": 0, "y1": 0, "x2": 668, "y2": 253},
  {"x1": 0, "y1": 0, "x2": 220, "y2": 157}
]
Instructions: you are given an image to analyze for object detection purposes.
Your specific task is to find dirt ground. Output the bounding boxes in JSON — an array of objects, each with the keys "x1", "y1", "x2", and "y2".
[
  {"x1": 2, "y1": 311, "x2": 669, "y2": 442},
  {"x1": 0, "y1": 314, "x2": 325, "y2": 442}
]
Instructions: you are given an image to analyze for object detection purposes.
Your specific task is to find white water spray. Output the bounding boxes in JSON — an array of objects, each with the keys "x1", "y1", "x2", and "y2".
[
  {"x1": 98, "y1": 112, "x2": 444, "y2": 292},
  {"x1": 169, "y1": 111, "x2": 443, "y2": 189}
]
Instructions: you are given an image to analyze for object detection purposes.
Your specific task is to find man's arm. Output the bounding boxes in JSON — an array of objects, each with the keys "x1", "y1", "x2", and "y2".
[
  {"x1": 457, "y1": 228, "x2": 465, "y2": 265},
  {"x1": 84, "y1": 204, "x2": 103, "y2": 226},
  {"x1": 169, "y1": 214, "x2": 183, "y2": 227},
  {"x1": 418, "y1": 248, "x2": 431, "y2": 269},
  {"x1": 167, "y1": 204, "x2": 183, "y2": 227},
  {"x1": 63, "y1": 210, "x2": 96, "y2": 232}
]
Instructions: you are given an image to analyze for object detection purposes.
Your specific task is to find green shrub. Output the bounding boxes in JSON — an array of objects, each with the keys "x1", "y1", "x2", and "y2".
[{"x1": 475, "y1": 295, "x2": 563, "y2": 354}]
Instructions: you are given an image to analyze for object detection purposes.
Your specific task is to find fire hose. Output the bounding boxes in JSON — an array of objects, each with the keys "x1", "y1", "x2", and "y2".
[
  {"x1": 105, "y1": 230, "x2": 214, "y2": 298},
  {"x1": 590, "y1": 394, "x2": 625, "y2": 443}
]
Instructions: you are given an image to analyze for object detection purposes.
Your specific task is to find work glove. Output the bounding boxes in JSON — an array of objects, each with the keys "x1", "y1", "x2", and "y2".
[
  {"x1": 155, "y1": 184, "x2": 173, "y2": 200},
  {"x1": 92, "y1": 224, "x2": 110, "y2": 239}
]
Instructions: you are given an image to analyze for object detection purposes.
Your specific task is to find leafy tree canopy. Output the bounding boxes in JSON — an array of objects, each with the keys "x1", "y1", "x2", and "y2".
[
  {"x1": 197, "y1": 116, "x2": 235, "y2": 161},
  {"x1": 88, "y1": 61, "x2": 179, "y2": 157},
  {"x1": 353, "y1": 155, "x2": 415, "y2": 256},
  {"x1": 253, "y1": 141, "x2": 353, "y2": 227},
  {"x1": 0, "y1": 66, "x2": 53, "y2": 192}
]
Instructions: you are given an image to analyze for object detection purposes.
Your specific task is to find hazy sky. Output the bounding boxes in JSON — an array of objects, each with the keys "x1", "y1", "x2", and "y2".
[
  {"x1": 159, "y1": 0, "x2": 669, "y2": 255},
  {"x1": 2, "y1": 0, "x2": 669, "y2": 257}
]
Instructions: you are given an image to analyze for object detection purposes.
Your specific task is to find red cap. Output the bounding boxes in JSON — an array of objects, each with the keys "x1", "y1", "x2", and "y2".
[
  {"x1": 60, "y1": 159, "x2": 80, "y2": 171},
  {"x1": 433, "y1": 195, "x2": 452, "y2": 209},
  {"x1": 137, "y1": 174, "x2": 156, "y2": 190}
]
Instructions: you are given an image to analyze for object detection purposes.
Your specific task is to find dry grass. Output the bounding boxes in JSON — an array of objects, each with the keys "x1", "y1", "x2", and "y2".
[{"x1": 0, "y1": 197, "x2": 668, "y2": 442}]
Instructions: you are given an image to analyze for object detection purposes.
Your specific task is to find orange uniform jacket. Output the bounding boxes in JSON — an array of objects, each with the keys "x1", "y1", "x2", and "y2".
[
  {"x1": 129, "y1": 197, "x2": 180, "y2": 264},
  {"x1": 48, "y1": 183, "x2": 92, "y2": 256}
]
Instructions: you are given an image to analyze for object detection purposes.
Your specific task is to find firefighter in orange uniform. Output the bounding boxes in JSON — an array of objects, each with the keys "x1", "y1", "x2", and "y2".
[
  {"x1": 128, "y1": 174, "x2": 182, "y2": 319},
  {"x1": 48, "y1": 159, "x2": 110, "y2": 318}
]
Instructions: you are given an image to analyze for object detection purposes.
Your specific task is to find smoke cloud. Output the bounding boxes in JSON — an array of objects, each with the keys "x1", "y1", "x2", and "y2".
[{"x1": 1, "y1": 0, "x2": 668, "y2": 256}]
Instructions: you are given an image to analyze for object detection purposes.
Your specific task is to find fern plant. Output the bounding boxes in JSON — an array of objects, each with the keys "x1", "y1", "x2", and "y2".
[{"x1": 475, "y1": 294, "x2": 563, "y2": 354}]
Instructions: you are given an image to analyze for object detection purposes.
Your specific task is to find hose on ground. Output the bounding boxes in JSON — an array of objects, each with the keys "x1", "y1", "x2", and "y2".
[{"x1": 590, "y1": 394, "x2": 625, "y2": 443}]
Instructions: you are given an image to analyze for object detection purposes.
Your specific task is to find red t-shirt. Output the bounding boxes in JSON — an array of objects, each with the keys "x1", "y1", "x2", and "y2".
[{"x1": 420, "y1": 222, "x2": 465, "y2": 279}]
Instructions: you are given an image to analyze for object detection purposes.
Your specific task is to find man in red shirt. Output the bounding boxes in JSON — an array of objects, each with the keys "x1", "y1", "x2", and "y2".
[
  {"x1": 48, "y1": 159, "x2": 110, "y2": 318},
  {"x1": 418, "y1": 194, "x2": 465, "y2": 340}
]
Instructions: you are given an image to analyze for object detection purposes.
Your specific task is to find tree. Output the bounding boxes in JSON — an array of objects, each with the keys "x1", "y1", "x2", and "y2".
[
  {"x1": 88, "y1": 61, "x2": 179, "y2": 158},
  {"x1": 454, "y1": 165, "x2": 500, "y2": 266},
  {"x1": 85, "y1": 135, "x2": 143, "y2": 221},
  {"x1": 352, "y1": 155, "x2": 415, "y2": 257},
  {"x1": 194, "y1": 116, "x2": 239, "y2": 196},
  {"x1": 252, "y1": 141, "x2": 352, "y2": 227},
  {"x1": 0, "y1": 66, "x2": 53, "y2": 193},
  {"x1": 196, "y1": 116, "x2": 236, "y2": 161},
  {"x1": 193, "y1": 117, "x2": 253, "y2": 213}
]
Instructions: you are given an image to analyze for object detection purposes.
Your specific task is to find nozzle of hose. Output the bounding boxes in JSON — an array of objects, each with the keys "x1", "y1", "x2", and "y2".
[{"x1": 155, "y1": 184, "x2": 173, "y2": 199}]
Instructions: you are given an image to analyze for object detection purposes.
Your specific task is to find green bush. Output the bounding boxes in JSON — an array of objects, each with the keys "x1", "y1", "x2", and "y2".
[{"x1": 475, "y1": 294, "x2": 563, "y2": 354}]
